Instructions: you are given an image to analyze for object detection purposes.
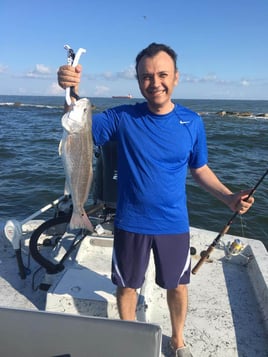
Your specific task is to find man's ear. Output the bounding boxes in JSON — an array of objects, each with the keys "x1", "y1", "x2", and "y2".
[{"x1": 175, "y1": 70, "x2": 179, "y2": 86}]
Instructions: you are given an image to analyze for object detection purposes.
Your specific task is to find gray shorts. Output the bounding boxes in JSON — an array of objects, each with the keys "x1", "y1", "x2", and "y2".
[{"x1": 111, "y1": 228, "x2": 191, "y2": 289}]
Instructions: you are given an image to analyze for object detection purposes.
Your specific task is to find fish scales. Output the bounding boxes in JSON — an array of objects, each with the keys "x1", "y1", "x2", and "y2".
[{"x1": 60, "y1": 98, "x2": 93, "y2": 231}]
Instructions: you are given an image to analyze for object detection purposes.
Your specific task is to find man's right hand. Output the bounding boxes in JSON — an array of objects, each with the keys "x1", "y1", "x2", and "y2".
[{"x1": 57, "y1": 64, "x2": 82, "y2": 93}]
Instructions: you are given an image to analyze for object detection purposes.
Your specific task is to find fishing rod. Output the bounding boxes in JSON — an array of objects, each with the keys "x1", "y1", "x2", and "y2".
[{"x1": 192, "y1": 168, "x2": 268, "y2": 275}]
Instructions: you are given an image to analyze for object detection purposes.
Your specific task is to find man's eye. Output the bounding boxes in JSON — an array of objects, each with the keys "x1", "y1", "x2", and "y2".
[{"x1": 142, "y1": 75, "x2": 151, "y2": 81}]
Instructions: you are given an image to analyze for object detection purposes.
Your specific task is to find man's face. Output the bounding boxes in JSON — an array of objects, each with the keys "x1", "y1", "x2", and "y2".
[{"x1": 137, "y1": 51, "x2": 179, "y2": 114}]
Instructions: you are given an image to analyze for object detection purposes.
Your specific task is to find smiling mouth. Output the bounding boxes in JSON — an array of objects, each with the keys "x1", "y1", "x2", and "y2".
[{"x1": 149, "y1": 89, "x2": 166, "y2": 96}]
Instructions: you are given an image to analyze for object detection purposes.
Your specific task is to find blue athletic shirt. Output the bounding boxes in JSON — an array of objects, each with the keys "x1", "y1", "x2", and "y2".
[{"x1": 92, "y1": 102, "x2": 208, "y2": 234}]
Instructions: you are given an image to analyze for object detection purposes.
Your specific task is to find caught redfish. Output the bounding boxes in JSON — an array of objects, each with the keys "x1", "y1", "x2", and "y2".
[{"x1": 60, "y1": 98, "x2": 93, "y2": 231}]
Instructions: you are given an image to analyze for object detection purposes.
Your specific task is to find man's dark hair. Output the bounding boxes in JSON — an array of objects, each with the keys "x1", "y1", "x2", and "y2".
[{"x1": 135, "y1": 43, "x2": 178, "y2": 76}]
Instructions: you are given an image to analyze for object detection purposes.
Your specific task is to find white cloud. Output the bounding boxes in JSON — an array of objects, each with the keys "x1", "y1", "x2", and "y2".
[
  {"x1": 26, "y1": 64, "x2": 52, "y2": 78},
  {"x1": 36, "y1": 64, "x2": 51, "y2": 74},
  {"x1": 241, "y1": 79, "x2": 250, "y2": 87},
  {"x1": 181, "y1": 72, "x2": 229, "y2": 84},
  {"x1": 94, "y1": 85, "x2": 110, "y2": 96},
  {"x1": 48, "y1": 82, "x2": 64, "y2": 95},
  {"x1": 180, "y1": 72, "x2": 254, "y2": 88},
  {"x1": 0, "y1": 64, "x2": 8, "y2": 73},
  {"x1": 117, "y1": 64, "x2": 136, "y2": 79},
  {"x1": 202, "y1": 73, "x2": 217, "y2": 82},
  {"x1": 98, "y1": 65, "x2": 136, "y2": 81},
  {"x1": 101, "y1": 71, "x2": 115, "y2": 80}
]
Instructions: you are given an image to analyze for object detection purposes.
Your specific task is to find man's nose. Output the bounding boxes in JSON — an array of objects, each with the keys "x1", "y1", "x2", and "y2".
[{"x1": 151, "y1": 74, "x2": 161, "y2": 86}]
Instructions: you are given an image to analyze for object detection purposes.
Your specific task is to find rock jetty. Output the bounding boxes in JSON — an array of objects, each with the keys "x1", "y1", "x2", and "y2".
[{"x1": 216, "y1": 111, "x2": 268, "y2": 118}]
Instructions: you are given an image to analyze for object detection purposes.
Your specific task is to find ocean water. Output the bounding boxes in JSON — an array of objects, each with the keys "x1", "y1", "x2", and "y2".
[{"x1": 0, "y1": 95, "x2": 267, "y2": 249}]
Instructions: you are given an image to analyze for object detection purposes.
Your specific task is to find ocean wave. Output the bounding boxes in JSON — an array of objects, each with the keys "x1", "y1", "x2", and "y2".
[{"x1": 0, "y1": 102, "x2": 63, "y2": 110}]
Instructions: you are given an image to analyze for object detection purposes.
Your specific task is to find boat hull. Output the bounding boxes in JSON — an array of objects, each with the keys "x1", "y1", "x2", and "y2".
[{"x1": 0, "y1": 214, "x2": 267, "y2": 356}]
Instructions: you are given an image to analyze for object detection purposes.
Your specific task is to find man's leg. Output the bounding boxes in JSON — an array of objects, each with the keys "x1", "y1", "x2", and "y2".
[
  {"x1": 112, "y1": 229, "x2": 152, "y2": 320},
  {"x1": 117, "y1": 286, "x2": 137, "y2": 320},
  {"x1": 167, "y1": 284, "x2": 188, "y2": 349}
]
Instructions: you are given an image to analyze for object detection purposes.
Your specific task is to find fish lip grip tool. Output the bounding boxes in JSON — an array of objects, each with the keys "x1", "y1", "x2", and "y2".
[{"x1": 64, "y1": 45, "x2": 86, "y2": 106}]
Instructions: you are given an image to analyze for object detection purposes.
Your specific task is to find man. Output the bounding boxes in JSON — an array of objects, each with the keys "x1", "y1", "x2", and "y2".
[{"x1": 58, "y1": 43, "x2": 254, "y2": 357}]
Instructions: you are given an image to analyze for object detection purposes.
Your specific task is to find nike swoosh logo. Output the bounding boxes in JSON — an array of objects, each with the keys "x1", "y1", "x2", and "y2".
[{"x1": 179, "y1": 120, "x2": 190, "y2": 124}]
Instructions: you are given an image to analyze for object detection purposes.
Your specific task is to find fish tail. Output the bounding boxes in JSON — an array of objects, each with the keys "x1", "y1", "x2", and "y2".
[{"x1": 69, "y1": 209, "x2": 94, "y2": 232}]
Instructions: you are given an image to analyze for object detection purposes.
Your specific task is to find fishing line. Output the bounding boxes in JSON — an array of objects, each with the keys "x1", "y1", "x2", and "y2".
[
  {"x1": 192, "y1": 167, "x2": 268, "y2": 275},
  {"x1": 239, "y1": 215, "x2": 245, "y2": 238}
]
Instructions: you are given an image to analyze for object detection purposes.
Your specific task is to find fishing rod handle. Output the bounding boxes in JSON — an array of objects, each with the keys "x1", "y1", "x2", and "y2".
[
  {"x1": 191, "y1": 245, "x2": 215, "y2": 275},
  {"x1": 192, "y1": 214, "x2": 238, "y2": 275}
]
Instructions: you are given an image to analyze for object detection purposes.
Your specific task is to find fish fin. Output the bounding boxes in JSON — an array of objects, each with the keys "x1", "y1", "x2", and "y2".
[
  {"x1": 64, "y1": 180, "x2": 71, "y2": 196},
  {"x1": 69, "y1": 209, "x2": 94, "y2": 232}
]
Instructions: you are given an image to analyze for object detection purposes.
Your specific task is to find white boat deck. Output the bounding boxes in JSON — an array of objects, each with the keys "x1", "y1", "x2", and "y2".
[{"x1": 0, "y1": 223, "x2": 268, "y2": 356}]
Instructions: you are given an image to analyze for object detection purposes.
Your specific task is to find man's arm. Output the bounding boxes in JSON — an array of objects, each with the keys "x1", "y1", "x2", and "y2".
[{"x1": 190, "y1": 164, "x2": 254, "y2": 214}]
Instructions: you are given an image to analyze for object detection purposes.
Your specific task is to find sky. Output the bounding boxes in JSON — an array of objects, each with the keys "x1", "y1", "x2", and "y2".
[{"x1": 1, "y1": 0, "x2": 268, "y2": 100}]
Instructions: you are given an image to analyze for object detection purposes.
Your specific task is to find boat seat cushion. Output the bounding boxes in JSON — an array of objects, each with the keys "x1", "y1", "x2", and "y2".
[{"x1": 0, "y1": 307, "x2": 162, "y2": 357}]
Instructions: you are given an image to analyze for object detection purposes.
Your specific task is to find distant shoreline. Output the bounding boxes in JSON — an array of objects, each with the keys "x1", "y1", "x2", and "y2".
[{"x1": 0, "y1": 94, "x2": 268, "y2": 102}]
